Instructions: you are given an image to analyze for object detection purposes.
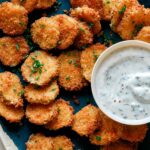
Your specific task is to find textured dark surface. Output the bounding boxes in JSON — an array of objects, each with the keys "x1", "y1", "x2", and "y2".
[{"x1": 0, "y1": 0, "x2": 150, "y2": 150}]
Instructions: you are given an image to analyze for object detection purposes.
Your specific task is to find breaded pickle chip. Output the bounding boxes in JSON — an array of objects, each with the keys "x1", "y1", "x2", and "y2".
[
  {"x1": 51, "y1": 14, "x2": 79, "y2": 50},
  {"x1": 90, "y1": 111, "x2": 123, "y2": 145},
  {"x1": 134, "y1": 26, "x2": 150, "y2": 43},
  {"x1": 70, "y1": 0, "x2": 103, "y2": 17},
  {"x1": 0, "y1": 72, "x2": 23, "y2": 107},
  {"x1": 116, "y1": 5, "x2": 145, "y2": 40},
  {"x1": 36, "y1": 0, "x2": 56, "y2": 9},
  {"x1": 74, "y1": 21, "x2": 93, "y2": 48},
  {"x1": 26, "y1": 103, "x2": 58, "y2": 125},
  {"x1": 103, "y1": 140, "x2": 138, "y2": 150},
  {"x1": 0, "y1": 2, "x2": 28, "y2": 35},
  {"x1": 80, "y1": 44, "x2": 106, "y2": 82},
  {"x1": 121, "y1": 124, "x2": 148, "y2": 142},
  {"x1": 31, "y1": 17, "x2": 60, "y2": 50},
  {"x1": 26, "y1": 133, "x2": 54, "y2": 150},
  {"x1": 25, "y1": 80, "x2": 59, "y2": 105},
  {"x1": 45, "y1": 99, "x2": 74, "y2": 130},
  {"x1": 11, "y1": 0, "x2": 37, "y2": 13},
  {"x1": 110, "y1": 0, "x2": 139, "y2": 31},
  {"x1": 0, "y1": 37, "x2": 29, "y2": 67},
  {"x1": 21, "y1": 51, "x2": 59, "y2": 86},
  {"x1": 53, "y1": 136, "x2": 74, "y2": 150},
  {"x1": 70, "y1": 6, "x2": 101, "y2": 34},
  {"x1": 58, "y1": 50, "x2": 88, "y2": 91},
  {"x1": 0, "y1": 100, "x2": 24, "y2": 123},
  {"x1": 72, "y1": 104, "x2": 101, "y2": 136}
]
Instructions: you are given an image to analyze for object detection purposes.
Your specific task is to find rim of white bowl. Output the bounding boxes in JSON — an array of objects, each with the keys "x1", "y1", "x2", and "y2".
[{"x1": 91, "y1": 40, "x2": 150, "y2": 125}]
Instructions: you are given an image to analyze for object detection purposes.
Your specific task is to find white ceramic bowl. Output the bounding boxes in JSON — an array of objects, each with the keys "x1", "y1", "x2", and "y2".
[{"x1": 91, "y1": 40, "x2": 150, "y2": 125}]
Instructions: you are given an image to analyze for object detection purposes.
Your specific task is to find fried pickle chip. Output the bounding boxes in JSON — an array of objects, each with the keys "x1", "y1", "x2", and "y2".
[
  {"x1": 0, "y1": 2, "x2": 28, "y2": 35},
  {"x1": 0, "y1": 37, "x2": 29, "y2": 67},
  {"x1": 70, "y1": 0, "x2": 103, "y2": 17},
  {"x1": 11, "y1": 0, "x2": 37, "y2": 13},
  {"x1": 51, "y1": 14, "x2": 79, "y2": 50},
  {"x1": 110, "y1": 0, "x2": 139, "y2": 32},
  {"x1": 116, "y1": 5, "x2": 145, "y2": 40},
  {"x1": 58, "y1": 50, "x2": 88, "y2": 91},
  {"x1": 45, "y1": 99, "x2": 74, "y2": 130},
  {"x1": 53, "y1": 136, "x2": 74, "y2": 150},
  {"x1": 89, "y1": 111, "x2": 123, "y2": 145},
  {"x1": 31, "y1": 17, "x2": 60, "y2": 50},
  {"x1": 134, "y1": 26, "x2": 150, "y2": 43},
  {"x1": 0, "y1": 72, "x2": 23, "y2": 107},
  {"x1": 72, "y1": 104, "x2": 101, "y2": 136},
  {"x1": 80, "y1": 44, "x2": 106, "y2": 82},
  {"x1": 70, "y1": 6, "x2": 101, "y2": 34},
  {"x1": 36, "y1": 0, "x2": 56, "y2": 9},
  {"x1": 74, "y1": 21, "x2": 93, "y2": 48},
  {"x1": 0, "y1": 100, "x2": 24, "y2": 123},
  {"x1": 21, "y1": 51, "x2": 59, "y2": 86},
  {"x1": 26, "y1": 103, "x2": 58, "y2": 125},
  {"x1": 26, "y1": 133, "x2": 54, "y2": 150},
  {"x1": 25, "y1": 80, "x2": 59, "y2": 105},
  {"x1": 121, "y1": 124, "x2": 148, "y2": 142},
  {"x1": 102, "y1": 140, "x2": 138, "y2": 150}
]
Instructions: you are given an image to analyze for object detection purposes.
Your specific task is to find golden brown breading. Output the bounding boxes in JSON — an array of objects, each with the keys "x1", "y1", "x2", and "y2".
[
  {"x1": 0, "y1": 100, "x2": 24, "y2": 123},
  {"x1": 70, "y1": 6, "x2": 101, "y2": 34},
  {"x1": 21, "y1": 51, "x2": 59, "y2": 86},
  {"x1": 58, "y1": 50, "x2": 88, "y2": 91},
  {"x1": 31, "y1": 17, "x2": 60, "y2": 50},
  {"x1": 121, "y1": 124, "x2": 148, "y2": 142},
  {"x1": 110, "y1": 0, "x2": 139, "y2": 32},
  {"x1": 25, "y1": 80, "x2": 59, "y2": 105},
  {"x1": 11, "y1": 0, "x2": 37, "y2": 13},
  {"x1": 89, "y1": 111, "x2": 123, "y2": 145},
  {"x1": 80, "y1": 43, "x2": 106, "y2": 82},
  {"x1": 134, "y1": 26, "x2": 150, "y2": 43},
  {"x1": 53, "y1": 136, "x2": 74, "y2": 150},
  {"x1": 0, "y1": 37, "x2": 29, "y2": 67},
  {"x1": 70, "y1": 0, "x2": 103, "y2": 17},
  {"x1": 51, "y1": 14, "x2": 79, "y2": 50},
  {"x1": 26, "y1": 103, "x2": 58, "y2": 125},
  {"x1": 26, "y1": 133, "x2": 54, "y2": 150},
  {"x1": 45, "y1": 99, "x2": 74, "y2": 130},
  {"x1": 72, "y1": 104, "x2": 101, "y2": 137},
  {"x1": 116, "y1": 5, "x2": 145, "y2": 40},
  {"x1": 74, "y1": 21, "x2": 93, "y2": 48},
  {"x1": 0, "y1": 2, "x2": 28, "y2": 35},
  {"x1": 0, "y1": 72, "x2": 23, "y2": 107},
  {"x1": 36, "y1": 0, "x2": 56, "y2": 9},
  {"x1": 102, "y1": 140, "x2": 138, "y2": 150},
  {"x1": 144, "y1": 8, "x2": 150, "y2": 26}
]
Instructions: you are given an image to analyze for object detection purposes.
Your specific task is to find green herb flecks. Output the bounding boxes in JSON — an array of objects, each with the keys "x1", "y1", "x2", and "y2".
[
  {"x1": 68, "y1": 59, "x2": 73, "y2": 64},
  {"x1": 40, "y1": 24, "x2": 45, "y2": 28},
  {"x1": 16, "y1": 43, "x2": 20, "y2": 51},
  {"x1": 88, "y1": 22, "x2": 94, "y2": 28},
  {"x1": 79, "y1": 27, "x2": 85, "y2": 32},
  {"x1": 132, "y1": 24, "x2": 144, "y2": 36},
  {"x1": 96, "y1": 136, "x2": 101, "y2": 141},
  {"x1": 119, "y1": 5, "x2": 126, "y2": 14},
  {"x1": 19, "y1": 21, "x2": 25, "y2": 27},
  {"x1": 59, "y1": 148, "x2": 62, "y2": 150},
  {"x1": 18, "y1": 90, "x2": 24, "y2": 96},
  {"x1": 66, "y1": 75, "x2": 70, "y2": 81},
  {"x1": 51, "y1": 88, "x2": 56, "y2": 91},
  {"x1": 93, "y1": 50, "x2": 99, "y2": 62}
]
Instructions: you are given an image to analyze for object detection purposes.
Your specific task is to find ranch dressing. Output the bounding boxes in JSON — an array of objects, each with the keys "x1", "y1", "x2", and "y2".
[{"x1": 95, "y1": 46, "x2": 150, "y2": 120}]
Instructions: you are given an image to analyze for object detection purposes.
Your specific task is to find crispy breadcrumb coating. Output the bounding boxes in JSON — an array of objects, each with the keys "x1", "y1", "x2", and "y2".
[
  {"x1": 0, "y1": 72, "x2": 24, "y2": 107},
  {"x1": 45, "y1": 99, "x2": 74, "y2": 130},
  {"x1": 21, "y1": 51, "x2": 59, "y2": 86},
  {"x1": 0, "y1": 2, "x2": 28, "y2": 35},
  {"x1": 0, "y1": 36, "x2": 29, "y2": 67},
  {"x1": 26, "y1": 103, "x2": 58, "y2": 125},
  {"x1": 25, "y1": 80, "x2": 59, "y2": 105},
  {"x1": 72, "y1": 104, "x2": 101, "y2": 136},
  {"x1": 80, "y1": 43, "x2": 106, "y2": 82},
  {"x1": 58, "y1": 50, "x2": 88, "y2": 91},
  {"x1": 51, "y1": 14, "x2": 79, "y2": 50},
  {"x1": 0, "y1": 100, "x2": 24, "y2": 123},
  {"x1": 36, "y1": 0, "x2": 56, "y2": 9},
  {"x1": 31, "y1": 17, "x2": 60, "y2": 50}
]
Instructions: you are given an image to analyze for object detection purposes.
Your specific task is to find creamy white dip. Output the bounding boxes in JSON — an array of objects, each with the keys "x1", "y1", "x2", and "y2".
[{"x1": 95, "y1": 46, "x2": 150, "y2": 121}]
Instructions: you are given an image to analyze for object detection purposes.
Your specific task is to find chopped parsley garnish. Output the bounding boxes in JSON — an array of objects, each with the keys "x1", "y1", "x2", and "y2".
[
  {"x1": 119, "y1": 5, "x2": 126, "y2": 14},
  {"x1": 19, "y1": 21, "x2": 25, "y2": 27},
  {"x1": 132, "y1": 24, "x2": 144, "y2": 36},
  {"x1": 40, "y1": 24, "x2": 45, "y2": 28},
  {"x1": 79, "y1": 27, "x2": 85, "y2": 32},
  {"x1": 88, "y1": 22, "x2": 94, "y2": 28},
  {"x1": 93, "y1": 50, "x2": 99, "y2": 62},
  {"x1": 51, "y1": 88, "x2": 56, "y2": 91},
  {"x1": 18, "y1": 90, "x2": 24, "y2": 96},
  {"x1": 66, "y1": 75, "x2": 70, "y2": 81},
  {"x1": 68, "y1": 59, "x2": 73, "y2": 64},
  {"x1": 96, "y1": 136, "x2": 101, "y2": 141},
  {"x1": 16, "y1": 43, "x2": 20, "y2": 51}
]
